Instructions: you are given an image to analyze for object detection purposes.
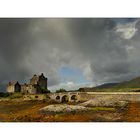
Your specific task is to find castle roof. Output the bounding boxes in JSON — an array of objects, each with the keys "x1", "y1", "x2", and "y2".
[
  {"x1": 39, "y1": 73, "x2": 47, "y2": 79},
  {"x1": 7, "y1": 81, "x2": 20, "y2": 86},
  {"x1": 31, "y1": 75, "x2": 39, "y2": 81},
  {"x1": 30, "y1": 73, "x2": 47, "y2": 83}
]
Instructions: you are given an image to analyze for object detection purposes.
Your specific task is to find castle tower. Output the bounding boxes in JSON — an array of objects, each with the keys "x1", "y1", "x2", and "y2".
[
  {"x1": 30, "y1": 73, "x2": 48, "y2": 90},
  {"x1": 38, "y1": 73, "x2": 48, "y2": 89}
]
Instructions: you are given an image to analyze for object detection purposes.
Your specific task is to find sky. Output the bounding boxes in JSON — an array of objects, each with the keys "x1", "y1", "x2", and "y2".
[{"x1": 0, "y1": 18, "x2": 140, "y2": 91}]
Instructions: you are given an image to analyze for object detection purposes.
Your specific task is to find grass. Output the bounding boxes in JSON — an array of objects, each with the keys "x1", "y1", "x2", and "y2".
[
  {"x1": 89, "y1": 107, "x2": 116, "y2": 111},
  {"x1": 2, "y1": 100, "x2": 140, "y2": 122},
  {"x1": 0, "y1": 92, "x2": 25, "y2": 99},
  {"x1": 91, "y1": 88, "x2": 140, "y2": 92},
  {"x1": 9, "y1": 93, "x2": 23, "y2": 99}
]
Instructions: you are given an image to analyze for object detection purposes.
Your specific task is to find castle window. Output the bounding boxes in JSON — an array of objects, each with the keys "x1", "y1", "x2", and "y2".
[{"x1": 35, "y1": 96, "x2": 38, "y2": 98}]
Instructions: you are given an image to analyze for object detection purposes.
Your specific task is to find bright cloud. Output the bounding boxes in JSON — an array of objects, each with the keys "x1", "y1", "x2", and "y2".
[{"x1": 115, "y1": 20, "x2": 139, "y2": 39}]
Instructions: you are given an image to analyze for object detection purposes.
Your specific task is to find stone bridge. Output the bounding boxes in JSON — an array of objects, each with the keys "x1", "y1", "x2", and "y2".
[
  {"x1": 47, "y1": 92, "x2": 140, "y2": 103},
  {"x1": 23, "y1": 92, "x2": 140, "y2": 103},
  {"x1": 48, "y1": 92, "x2": 80, "y2": 103}
]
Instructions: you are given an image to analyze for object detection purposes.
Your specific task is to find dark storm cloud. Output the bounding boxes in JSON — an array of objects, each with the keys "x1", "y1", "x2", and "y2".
[
  {"x1": 0, "y1": 19, "x2": 34, "y2": 92},
  {"x1": 59, "y1": 19, "x2": 131, "y2": 84},
  {"x1": 0, "y1": 18, "x2": 140, "y2": 91}
]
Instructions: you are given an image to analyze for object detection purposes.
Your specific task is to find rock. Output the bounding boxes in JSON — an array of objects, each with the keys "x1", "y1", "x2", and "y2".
[
  {"x1": 40, "y1": 104, "x2": 88, "y2": 113},
  {"x1": 80, "y1": 99, "x2": 128, "y2": 107}
]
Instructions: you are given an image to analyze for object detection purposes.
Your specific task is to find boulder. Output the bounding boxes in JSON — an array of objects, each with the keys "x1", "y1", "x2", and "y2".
[{"x1": 40, "y1": 104, "x2": 88, "y2": 113}]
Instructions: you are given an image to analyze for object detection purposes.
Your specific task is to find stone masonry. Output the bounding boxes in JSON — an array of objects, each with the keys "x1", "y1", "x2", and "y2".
[{"x1": 7, "y1": 73, "x2": 48, "y2": 94}]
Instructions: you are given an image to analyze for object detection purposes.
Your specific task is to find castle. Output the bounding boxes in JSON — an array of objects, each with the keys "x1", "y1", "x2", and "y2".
[{"x1": 7, "y1": 73, "x2": 48, "y2": 94}]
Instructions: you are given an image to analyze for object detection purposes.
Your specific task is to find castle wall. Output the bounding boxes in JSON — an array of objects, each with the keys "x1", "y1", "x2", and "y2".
[
  {"x1": 38, "y1": 77, "x2": 47, "y2": 89},
  {"x1": 30, "y1": 75, "x2": 39, "y2": 85},
  {"x1": 15, "y1": 84, "x2": 21, "y2": 92},
  {"x1": 29, "y1": 73, "x2": 48, "y2": 91},
  {"x1": 7, "y1": 85, "x2": 15, "y2": 93},
  {"x1": 7, "y1": 73, "x2": 48, "y2": 94},
  {"x1": 29, "y1": 85, "x2": 38, "y2": 93},
  {"x1": 21, "y1": 84, "x2": 41, "y2": 94},
  {"x1": 21, "y1": 85, "x2": 27, "y2": 93},
  {"x1": 7, "y1": 83, "x2": 21, "y2": 93}
]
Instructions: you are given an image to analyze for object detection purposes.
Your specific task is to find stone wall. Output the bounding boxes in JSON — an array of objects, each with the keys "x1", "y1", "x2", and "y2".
[
  {"x1": 7, "y1": 82, "x2": 21, "y2": 93},
  {"x1": 47, "y1": 92, "x2": 140, "y2": 103},
  {"x1": 38, "y1": 74, "x2": 47, "y2": 89},
  {"x1": 21, "y1": 92, "x2": 140, "y2": 102},
  {"x1": 30, "y1": 73, "x2": 47, "y2": 90},
  {"x1": 48, "y1": 92, "x2": 79, "y2": 103},
  {"x1": 7, "y1": 85, "x2": 15, "y2": 93},
  {"x1": 30, "y1": 75, "x2": 39, "y2": 85},
  {"x1": 7, "y1": 73, "x2": 48, "y2": 94},
  {"x1": 78, "y1": 92, "x2": 140, "y2": 102}
]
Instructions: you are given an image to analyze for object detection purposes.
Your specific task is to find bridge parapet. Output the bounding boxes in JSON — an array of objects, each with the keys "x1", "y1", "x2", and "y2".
[{"x1": 48, "y1": 92, "x2": 80, "y2": 103}]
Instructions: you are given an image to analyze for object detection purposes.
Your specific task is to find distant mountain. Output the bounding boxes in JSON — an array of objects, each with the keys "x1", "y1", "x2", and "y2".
[
  {"x1": 95, "y1": 83, "x2": 119, "y2": 88},
  {"x1": 113, "y1": 76, "x2": 140, "y2": 89},
  {"x1": 78, "y1": 76, "x2": 140, "y2": 92}
]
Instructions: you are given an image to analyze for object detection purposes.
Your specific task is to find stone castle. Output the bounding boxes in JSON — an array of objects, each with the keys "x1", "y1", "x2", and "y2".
[{"x1": 7, "y1": 73, "x2": 48, "y2": 94}]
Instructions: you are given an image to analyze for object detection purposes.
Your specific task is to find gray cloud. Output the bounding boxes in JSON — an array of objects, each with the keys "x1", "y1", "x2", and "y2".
[
  {"x1": 0, "y1": 19, "x2": 33, "y2": 90},
  {"x1": 0, "y1": 18, "x2": 140, "y2": 91}
]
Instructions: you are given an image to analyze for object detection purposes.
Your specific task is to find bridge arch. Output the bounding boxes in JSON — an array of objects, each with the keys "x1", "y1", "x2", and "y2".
[
  {"x1": 56, "y1": 95, "x2": 60, "y2": 100},
  {"x1": 71, "y1": 95, "x2": 77, "y2": 100},
  {"x1": 61, "y1": 95, "x2": 69, "y2": 103},
  {"x1": 48, "y1": 93, "x2": 79, "y2": 103}
]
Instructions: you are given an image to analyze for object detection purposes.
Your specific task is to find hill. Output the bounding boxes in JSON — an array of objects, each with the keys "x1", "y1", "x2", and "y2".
[
  {"x1": 78, "y1": 76, "x2": 140, "y2": 92},
  {"x1": 114, "y1": 76, "x2": 140, "y2": 89},
  {"x1": 95, "y1": 83, "x2": 119, "y2": 88}
]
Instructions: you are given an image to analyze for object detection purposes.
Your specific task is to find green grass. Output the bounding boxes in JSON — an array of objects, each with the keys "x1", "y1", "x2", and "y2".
[
  {"x1": 9, "y1": 93, "x2": 24, "y2": 99},
  {"x1": 0, "y1": 92, "x2": 25, "y2": 99},
  {"x1": 89, "y1": 107, "x2": 116, "y2": 111},
  {"x1": 90, "y1": 87, "x2": 140, "y2": 92}
]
